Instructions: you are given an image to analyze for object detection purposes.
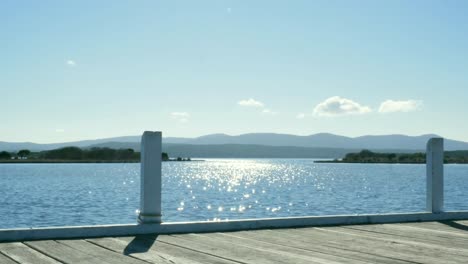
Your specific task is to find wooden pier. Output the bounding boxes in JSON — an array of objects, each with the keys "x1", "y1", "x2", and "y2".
[{"x1": 0, "y1": 220, "x2": 467, "y2": 264}]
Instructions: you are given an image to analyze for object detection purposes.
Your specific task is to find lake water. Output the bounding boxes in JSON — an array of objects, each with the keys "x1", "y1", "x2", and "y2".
[{"x1": 0, "y1": 159, "x2": 467, "y2": 229}]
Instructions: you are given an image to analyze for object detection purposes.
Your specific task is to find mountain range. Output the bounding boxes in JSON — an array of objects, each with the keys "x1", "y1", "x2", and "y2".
[
  {"x1": 162, "y1": 133, "x2": 468, "y2": 150},
  {"x1": 1, "y1": 133, "x2": 468, "y2": 156}
]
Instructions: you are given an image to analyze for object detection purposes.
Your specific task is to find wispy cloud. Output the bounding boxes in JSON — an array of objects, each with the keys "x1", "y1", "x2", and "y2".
[
  {"x1": 379, "y1": 100, "x2": 423, "y2": 113},
  {"x1": 55, "y1": 129, "x2": 65, "y2": 133},
  {"x1": 238, "y1": 98, "x2": 279, "y2": 116},
  {"x1": 171, "y1": 112, "x2": 190, "y2": 123},
  {"x1": 66, "y1": 60, "x2": 76, "y2": 67},
  {"x1": 262, "y1": 109, "x2": 278, "y2": 115},
  {"x1": 238, "y1": 98, "x2": 264, "y2": 108},
  {"x1": 313, "y1": 96, "x2": 372, "y2": 117},
  {"x1": 296, "y1": 113, "x2": 306, "y2": 119}
]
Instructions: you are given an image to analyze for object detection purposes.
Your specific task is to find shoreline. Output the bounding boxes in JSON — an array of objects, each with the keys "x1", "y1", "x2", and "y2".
[
  {"x1": 315, "y1": 160, "x2": 468, "y2": 164},
  {"x1": 0, "y1": 159, "x2": 204, "y2": 164}
]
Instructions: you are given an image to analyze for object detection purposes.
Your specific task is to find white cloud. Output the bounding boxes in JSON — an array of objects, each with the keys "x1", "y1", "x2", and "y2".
[
  {"x1": 238, "y1": 98, "x2": 278, "y2": 116},
  {"x1": 66, "y1": 60, "x2": 76, "y2": 66},
  {"x1": 379, "y1": 100, "x2": 423, "y2": 113},
  {"x1": 296, "y1": 113, "x2": 306, "y2": 119},
  {"x1": 171, "y1": 112, "x2": 190, "y2": 123},
  {"x1": 262, "y1": 109, "x2": 278, "y2": 115},
  {"x1": 313, "y1": 96, "x2": 372, "y2": 117},
  {"x1": 238, "y1": 98, "x2": 264, "y2": 107},
  {"x1": 55, "y1": 129, "x2": 65, "y2": 133},
  {"x1": 171, "y1": 112, "x2": 189, "y2": 118}
]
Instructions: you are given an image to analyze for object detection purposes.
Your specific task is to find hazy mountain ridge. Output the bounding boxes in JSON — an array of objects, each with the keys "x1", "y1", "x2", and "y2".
[
  {"x1": 1, "y1": 133, "x2": 468, "y2": 153},
  {"x1": 162, "y1": 133, "x2": 468, "y2": 151},
  {"x1": 0, "y1": 136, "x2": 142, "y2": 152},
  {"x1": 86, "y1": 142, "x2": 420, "y2": 159}
]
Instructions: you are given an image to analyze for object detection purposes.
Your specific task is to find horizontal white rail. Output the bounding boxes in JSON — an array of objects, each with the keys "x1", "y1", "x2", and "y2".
[{"x1": 1, "y1": 211, "x2": 468, "y2": 242}]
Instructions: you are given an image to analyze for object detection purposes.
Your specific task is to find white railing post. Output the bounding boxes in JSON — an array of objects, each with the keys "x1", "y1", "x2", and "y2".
[
  {"x1": 138, "y1": 131, "x2": 162, "y2": 224},
  {"x1": 426, "y1": 138, "x2": 444, "y2": 213}
]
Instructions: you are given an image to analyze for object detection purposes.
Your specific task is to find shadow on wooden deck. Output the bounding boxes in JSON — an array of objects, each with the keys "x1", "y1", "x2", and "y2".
[
  {"x1": 439, "y1": 220, "x2": 468, "y2": 232},
  {"x1": 123, "y1": 235, "x2": 157, "y2": 255}
]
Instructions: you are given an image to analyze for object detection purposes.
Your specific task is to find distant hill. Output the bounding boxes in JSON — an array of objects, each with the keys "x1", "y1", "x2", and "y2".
[
  {"x1": 88, "y1": 142, "x2": 355, "y2": 158},
  {"x1": 0, "y1": 136, "x2": 142, "y2": 152},
  {"x1": 2, "y1": 133, "x2": 468, "y2": 155},
  {"x1": 165, "y1": 144, "x2": 352, "y2": 159},
  {"x1": 85, "y1": 142, "x2": 419, "y2": 159},
  {"x1": 161, "y1": 133, "x2": 468, "y2": 151}
]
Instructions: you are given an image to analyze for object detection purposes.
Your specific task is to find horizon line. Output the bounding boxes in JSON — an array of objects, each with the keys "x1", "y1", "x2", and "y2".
[{"x1": 0, "y1": 132, "x2": 447, "y2": 145}]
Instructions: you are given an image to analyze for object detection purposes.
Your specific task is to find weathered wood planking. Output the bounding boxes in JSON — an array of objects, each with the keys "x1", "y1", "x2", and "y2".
[
  {"x1": 24, "y1": 240, "x2": 113, "y2": 264},
  {"x1": 87, "y1": 236, "x2": 238, "y2": 264},
  {"x1": 56, "y1": 239, "x2": 147, "y2": 264},
  {"x1": 0, "y1": 251, "x2": 21, "y2": 264},
  {"x1": 162, "y1": 234, "x2": 314, "y2": 264},
  {"x1": 396, "y1": 221, "x2": 468, "y2": 237},
  {"x1": 283, "y1": 227, "x2": 468, "y2": 263},
  {"x1": 0, "y1": 242, "x2": 60, "y2": 264},
  {"x1": 224, "y1": 229, "x2": 414, "y2": 264},
  {"x1": 344, "y1": 223, "x2": 468, "y2": 249},
  {"x1": 0, "y1": 221, "x2": 467, "y2": 264},
  {"x1": 195, "y1": 232, "x2": 370, "y2": 264},
  {"x1": 164, "y1": 233, "x2": 328, "y2": 264}
]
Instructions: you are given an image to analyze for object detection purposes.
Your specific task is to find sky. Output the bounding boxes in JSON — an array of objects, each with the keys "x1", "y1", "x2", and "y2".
[{"x1": 2, "y1": 1, "x2": 468, "y2": 143}]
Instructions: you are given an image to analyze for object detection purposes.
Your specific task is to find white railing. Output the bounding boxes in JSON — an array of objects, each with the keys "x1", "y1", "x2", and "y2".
[
  {"x1": 137, "y1": 132, "x2": 449, "y2": 223},
  {"x1": 1, "y1": 131, "x2": 467, "y2": 242}
]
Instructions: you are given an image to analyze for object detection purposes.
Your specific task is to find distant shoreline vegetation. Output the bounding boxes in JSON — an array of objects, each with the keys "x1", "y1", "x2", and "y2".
[
  {"x1": 317, "y1": 150, "x2": 468, "y2": 164},
  {"x1": 0, "y1": 147, "x2": 194, "y2": 163}
]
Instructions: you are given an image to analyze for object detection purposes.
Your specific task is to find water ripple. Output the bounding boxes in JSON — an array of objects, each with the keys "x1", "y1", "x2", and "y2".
[{"x1": 0, "y1": 160, "x2": 467, "y2": 228}]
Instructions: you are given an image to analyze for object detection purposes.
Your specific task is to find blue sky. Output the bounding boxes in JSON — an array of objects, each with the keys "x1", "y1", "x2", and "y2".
[{"x1": 2, "y1": 1, "x2": 468, "y2": 143}]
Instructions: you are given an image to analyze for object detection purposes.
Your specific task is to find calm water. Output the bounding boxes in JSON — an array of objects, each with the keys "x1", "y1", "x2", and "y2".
[{"x1": 0, "y1": 159, "x2": 467, "y2": 229}]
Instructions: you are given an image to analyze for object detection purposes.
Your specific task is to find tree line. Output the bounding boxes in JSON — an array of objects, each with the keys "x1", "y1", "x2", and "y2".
[
  {"x1": 0, "y1": 149, "x2": 31, "y2": 160},
  {"x1": 0, "y1": 147, "x2": 176, "y2": 162},
  {"x1": 338, "y1": 149, "x2": 468, "y2": 164},
  {"x1": 42, "y1": 147, "x2": 141, "y2": 161}
]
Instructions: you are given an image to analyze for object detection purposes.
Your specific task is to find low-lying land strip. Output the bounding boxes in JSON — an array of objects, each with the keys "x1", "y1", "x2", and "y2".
[
  {"x1": 0, "y1": 147, "x2": 192, "y2": 163},
  {"x1": 318, "y1": 149, "x2": 468, "y2": 164}
]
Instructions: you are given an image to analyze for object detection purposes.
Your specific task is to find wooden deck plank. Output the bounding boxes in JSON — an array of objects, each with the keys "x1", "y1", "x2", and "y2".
[
  {"x1": 57, "y1": 239, "x2": 148, "y2": 264},
  {"x1": 0, "y1": 251, "x2": 19, "y2": 264},
  {"x1": 398, "y1": 221, "x2": 468, "y2": 237},
  {"x1": 315, "y1": 226, "x2": 468, "y2": 258},
  {"x1": 0, "y1": 242, "x2": 61, "y2": 264},
  {"x1": 197, "y1": 232, "x2": 372, "y2": 264},
  {"x1": 25, "y1": 240, "x2": 114, "y2": 264},
  {"x1": 226, "y1": 229, "x2": 414, "y2": 264},
  {"x1": 88, "y1": 236, "x2": 239, "y2": 264},
  {"x1": 86, "y1": 237, "x2": 174, "y2": 264},
  {"x1": 282, "y1": 227, "x2": 468, "y2": 264},
  {"x1": 276, "y1": 228, "x2": 446, "y2": 264},
  {"x1": 116, "y1": 236, "x2": 241, "y2": 264},
  {"x1": 163, "y1": 233, "x2": 325, "y2": 264},
  {"x1": 374, "y1": 222, "x2": 468, "y2": 240},
  {"x1": 344, "y1": 224, "x2": 468, "y2": 249}
]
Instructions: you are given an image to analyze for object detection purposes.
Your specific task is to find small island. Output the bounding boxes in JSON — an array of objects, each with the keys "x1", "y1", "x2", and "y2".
[
  {"x1": 0, "y1": 147, "x2": 195, "y2": 163},
  {"x1": 316, "y1": 149, "x2": 468, "y2": 164}
]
